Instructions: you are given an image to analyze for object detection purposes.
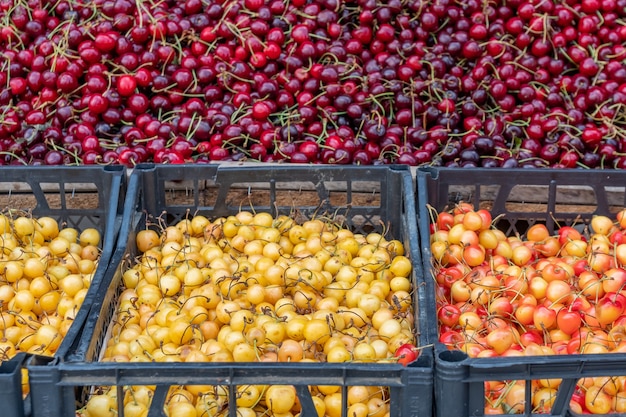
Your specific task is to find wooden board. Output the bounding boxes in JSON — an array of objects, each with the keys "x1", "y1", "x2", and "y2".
[{"x1": 1, "y1": 164, "x2": 624, "y2": 213}]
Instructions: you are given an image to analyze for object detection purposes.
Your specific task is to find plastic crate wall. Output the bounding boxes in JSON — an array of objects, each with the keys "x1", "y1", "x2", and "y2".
[
  {"x1": 29, "y1": 164, "x2": 434, "y2": 417},
  {"x1": 417, "y1": 167, "x2": 626, "y2": 417},
  {"x1": 0, "y1": 166, "x2": 126, "y2": 417}
]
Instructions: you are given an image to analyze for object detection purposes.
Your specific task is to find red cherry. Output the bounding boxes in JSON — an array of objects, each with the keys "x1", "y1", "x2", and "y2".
[
  {"x1": 116, "y1": 75, "x2": 137, "y2": 96},
  {"x1": 395, "y1": 343, "x2": 419, "y2": 366}
]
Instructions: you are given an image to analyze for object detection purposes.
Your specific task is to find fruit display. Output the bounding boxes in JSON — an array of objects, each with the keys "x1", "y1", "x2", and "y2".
[
  {"x1": 79, "y1": 210, "x2": 417, "y2": 417},
  {"x1": 429, "y1": 202, "x2": 626, "y2": 414},
  {"x1": 0, "y1": 166, "x2": 123, "y2": 417},
  {"x1": 0, "y1": 213, "x2": 102, "y2": 394},
  {"x1": 22, "y1": 165, "x2": 430, "y2": 417},
  {"x1": 0, "y1": 0, "x2": 624, "y2": 166}
]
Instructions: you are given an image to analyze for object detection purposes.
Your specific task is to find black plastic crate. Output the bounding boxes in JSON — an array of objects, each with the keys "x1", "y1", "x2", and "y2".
[
  {"x1": 417, "y1": 167, "x2": 626, "y2": 417},
  {"x1": 29, "y1": 164, "x2": 434, "y2": 417},
  {"x1": 1, "y1": 353, "x2": 30, "y2": 417},
  {"x1": 0, "y1": 166, "x2": 126, "y2": 417}
]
